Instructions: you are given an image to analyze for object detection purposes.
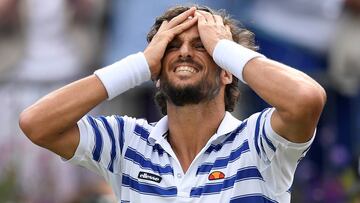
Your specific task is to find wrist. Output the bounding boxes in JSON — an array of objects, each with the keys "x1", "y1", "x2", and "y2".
[
  {"x1": 143, "y1": 50, "x2": 158, "y2": 80},
  {"x1": 212, "y1": 39, "x2": 265, "y2": 84},
  {"x1": 94, "y1": 52, "x2": 151, "y2": 100}
]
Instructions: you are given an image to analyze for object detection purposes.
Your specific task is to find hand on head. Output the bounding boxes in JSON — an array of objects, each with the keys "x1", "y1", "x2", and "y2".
[
  {"x1": 194, "y1": 10, "x2": 233, "y2": 56},
  {"x1": 144, "y1": 7, "x2": 232, "y2": 81},
  {"x1": 144, "y1": 7, "x2": 198, "y2": 80}
]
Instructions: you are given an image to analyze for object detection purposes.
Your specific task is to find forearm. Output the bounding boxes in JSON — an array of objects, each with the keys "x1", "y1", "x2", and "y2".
[
  {"x1": 20, "y1": 75, "x2": 107, "y2": 143},
  {"x1": 20, "y1": 52, "x2": 151, "y2": 145},
  {"x1": 213, "y1": 40, "x2": 326, "y2": 142},
  {"x1": 244, "y1": 58, "x2": 326, "y2": 141},
  {"x1": 244, "y1": 57, "x2": 325, "y2": 114}
]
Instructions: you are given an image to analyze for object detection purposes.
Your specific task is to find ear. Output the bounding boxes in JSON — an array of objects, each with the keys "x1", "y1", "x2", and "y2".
[{"x1": 220, "y1": 70, "x2": 233, "y2": 85}]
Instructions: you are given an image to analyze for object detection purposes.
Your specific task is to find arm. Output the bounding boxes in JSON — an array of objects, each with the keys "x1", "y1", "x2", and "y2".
[
  {"x1": 195, "y1": 11, "x2": 326, "y2": 143},
  {"x1": 243, "y1": 58, "x2": 326, "y2": 143},
  {"x1": 19, "y1": 7, "x2": 198, "y2": 160},
  {"x1": 19, "y1": 76, "x2": 107, "y2": 159}
]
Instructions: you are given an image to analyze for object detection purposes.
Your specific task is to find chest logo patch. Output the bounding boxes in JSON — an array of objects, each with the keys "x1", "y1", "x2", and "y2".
[
  {"x1": 208, "y1": 171, "x2": 225, "y2": 181},
  {"x1": 138, "y1": 171, "x2": 162, "y2": 183}
]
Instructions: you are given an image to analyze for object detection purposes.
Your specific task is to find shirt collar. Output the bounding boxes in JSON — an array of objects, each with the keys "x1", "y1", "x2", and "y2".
[
  {"x1": 148, "y1": 115, "x2": 169, "y2": 145},
  {"x1": 216, "y1": 112, "x2": 242, "y2": 136},
  {"x1": 148, "y1": 112, "x2": 242, "y2": 145}
]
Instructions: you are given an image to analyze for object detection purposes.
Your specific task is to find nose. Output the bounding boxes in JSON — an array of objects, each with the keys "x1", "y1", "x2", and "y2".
[{"x1": 179, "y1": 43, "x2": 193, "y2": 59}]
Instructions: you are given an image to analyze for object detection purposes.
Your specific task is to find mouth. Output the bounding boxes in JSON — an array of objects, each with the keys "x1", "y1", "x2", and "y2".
[{"x1": 174, "y1": 65, "x2": 199, "y2": 74}]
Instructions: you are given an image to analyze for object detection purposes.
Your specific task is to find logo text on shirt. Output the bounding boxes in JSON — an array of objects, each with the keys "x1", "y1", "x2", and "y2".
[{"x1": 138, "y1": 171, "x2": 162, "y2": 183}]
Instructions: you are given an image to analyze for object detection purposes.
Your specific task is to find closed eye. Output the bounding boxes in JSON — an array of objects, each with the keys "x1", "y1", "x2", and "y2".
[
  {"x1": 194, "y1": 42, "x2": 206, "y2": 51},
  {"x1": 166, "y1": 42, "x2": 180, "y2": 51}
]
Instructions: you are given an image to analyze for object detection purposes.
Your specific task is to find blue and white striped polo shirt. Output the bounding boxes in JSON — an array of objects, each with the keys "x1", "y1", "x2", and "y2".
[{"x1": 67, "y1": 108, "x2": 314, "y2": 203}]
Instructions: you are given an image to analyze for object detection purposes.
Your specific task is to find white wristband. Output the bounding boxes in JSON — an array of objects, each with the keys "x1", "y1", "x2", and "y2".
[
  {"x1": 94, "y1": 52, "x2": 151, "y2": 100},
  {"x1": 213, "y1": 39, "x2": 265, "y2": 84}
]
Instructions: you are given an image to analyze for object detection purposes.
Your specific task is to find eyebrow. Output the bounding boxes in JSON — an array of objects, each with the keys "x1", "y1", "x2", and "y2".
[{"x1": 192, "y1": 37, "x2": 202, "y2": 43}]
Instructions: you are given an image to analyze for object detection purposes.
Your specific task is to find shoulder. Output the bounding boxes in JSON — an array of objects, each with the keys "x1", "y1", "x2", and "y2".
[
  {"x1": 242, "y1": 108, "x2": 273, "y2": 132},
  {"x1": 78, "y1": 114, "x2": 155, "y2": 137}
]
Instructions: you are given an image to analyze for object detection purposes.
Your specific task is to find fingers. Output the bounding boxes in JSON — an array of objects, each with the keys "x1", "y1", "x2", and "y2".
[
  {"x1": 225, "y1": 25, "x2": 231, "y2": 32},
  {"x1": 194, "y1": 11, "x2": 206, "y2": 24},
  {"x1": 196, "y1": 10, "x2": 215, "y2": 24},
  {"x1": 166, "y1": 7, "x2": 196, "y2": 28},
  {"x1": 154, "y1": 9, "x2": 198, "y2": 42},
  {"x1": 195, "y1": 10, "x2": 216, "y2": 24},
  {"x1": 195, "y1": 10, "x2": 225, "y2": 26},
  {"x1": 213, "y1": 15, "x2": 224, "y2": 25},
  {"x1": 158, "y1": 20, "x2": 168, "y2": 32},
  {"x1": 170, "y1": 15, "x2": 198, "y2": 35},
  {"x1": 157, "y1": 7, "x2": 197, "y2": 36}
]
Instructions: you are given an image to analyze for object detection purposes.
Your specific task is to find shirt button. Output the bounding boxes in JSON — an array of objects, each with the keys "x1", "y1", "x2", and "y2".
[{"x1": 177, "y1": 173, "x2": 182, "y2": 178}]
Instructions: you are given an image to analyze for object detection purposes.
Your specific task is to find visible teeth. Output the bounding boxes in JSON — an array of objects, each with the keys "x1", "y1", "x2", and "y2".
[{"x1": 175, "y1": 66, "x2": 196, "y2": 73}]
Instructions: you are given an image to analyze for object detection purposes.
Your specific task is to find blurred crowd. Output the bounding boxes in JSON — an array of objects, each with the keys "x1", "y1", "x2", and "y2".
[{"x1": 0, "y1": 0, "x2": 359, "y2": 202}]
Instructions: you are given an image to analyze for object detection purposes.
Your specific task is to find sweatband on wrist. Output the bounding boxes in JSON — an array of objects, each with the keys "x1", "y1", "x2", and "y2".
[
  {"x1": 213, "y1": 39, "x2": 265, "y2": 84},
  {"x1": 94, "y1": 52, "x2": 151, "y2": 100}
]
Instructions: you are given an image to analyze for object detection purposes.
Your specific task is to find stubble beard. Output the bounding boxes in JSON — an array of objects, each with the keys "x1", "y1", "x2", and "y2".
[{"x1": 159, "y1": 70, "x2": 221, "y2": 107}]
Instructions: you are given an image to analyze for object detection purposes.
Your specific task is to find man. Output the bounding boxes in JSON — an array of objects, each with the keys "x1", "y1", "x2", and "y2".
[{"x1": 19, "y1": 5, "x2": 326, "y2": 203}]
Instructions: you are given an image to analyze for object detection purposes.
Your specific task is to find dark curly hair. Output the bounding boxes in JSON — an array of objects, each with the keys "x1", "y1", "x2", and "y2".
[{"x1": 148, "y1": 5, "x2": 257, "y2": 115}]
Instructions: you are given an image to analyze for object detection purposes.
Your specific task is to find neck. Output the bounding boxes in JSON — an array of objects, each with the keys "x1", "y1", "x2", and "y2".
[{"x1": 167, "y1": 99, "x2": 226, "y2": 173}]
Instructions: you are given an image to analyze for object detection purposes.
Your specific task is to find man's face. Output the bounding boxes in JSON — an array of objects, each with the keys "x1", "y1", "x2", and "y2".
[{"x1": 159, "y1": 25, "x2": 221, "y2": 106}]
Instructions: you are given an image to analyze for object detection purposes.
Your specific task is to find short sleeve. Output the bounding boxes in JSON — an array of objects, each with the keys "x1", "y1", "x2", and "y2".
[
  {"x1": 246, "y1": 108, "x2": 315, "y2": 195},
  {"x1": 65, "y1": 115, "x2": 137, "y2": 181}
]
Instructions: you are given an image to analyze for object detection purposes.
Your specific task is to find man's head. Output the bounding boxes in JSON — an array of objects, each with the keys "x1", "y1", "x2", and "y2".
[{"x1": 148, "y1": 5, "x2": 257, "y2": 115}]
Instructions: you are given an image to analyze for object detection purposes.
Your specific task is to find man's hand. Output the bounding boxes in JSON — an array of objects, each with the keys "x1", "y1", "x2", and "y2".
[
  {"x1": 144, "y1": 7, "x2": 198, "y2": 80},
  {"x1": 195, "y1": 10, "x2": 233, "y2": 56}
]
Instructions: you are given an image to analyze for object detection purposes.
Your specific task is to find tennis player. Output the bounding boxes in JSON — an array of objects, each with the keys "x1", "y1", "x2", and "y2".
[{"x1": 19, "y1": 5, "x2": 326, "y2": 202}]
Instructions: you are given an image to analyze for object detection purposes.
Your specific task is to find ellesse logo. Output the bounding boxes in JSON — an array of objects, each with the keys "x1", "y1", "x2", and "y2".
[
  {"x1": 208, "y1": 171, "x2": 225, "y2": 180},
  {"x1": 138, "y1": 171, "x2": 162, "y2": 183}
]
